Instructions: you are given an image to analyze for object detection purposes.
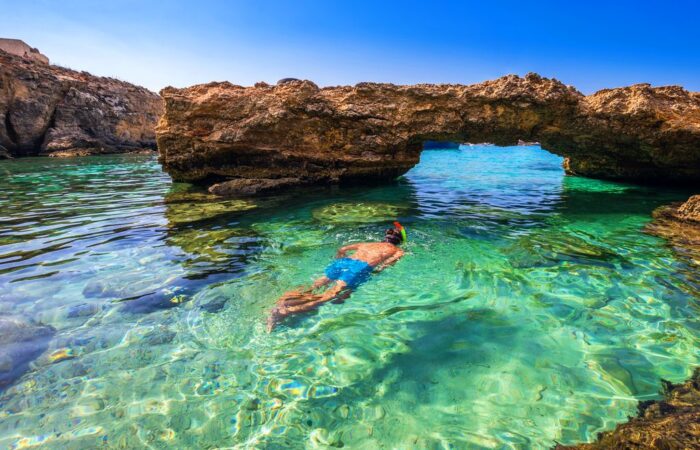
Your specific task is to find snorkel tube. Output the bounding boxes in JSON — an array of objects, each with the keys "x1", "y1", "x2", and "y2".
[{"x1": 393, "y1": 221, "x2": 407, "y2": 243}]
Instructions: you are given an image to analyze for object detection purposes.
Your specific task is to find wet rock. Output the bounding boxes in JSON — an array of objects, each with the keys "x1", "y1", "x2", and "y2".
[
  {"x1": 557, "y1": 367, "x2": 700, "y2": 449},
  {"x1": 0, "y1": 45, "x2": 162, "y2": 157},
  {"x1": 646, "y1": 196, "x2": 700, "y2": 266},
  {"x1": 208, "y1": 177, "x2": 304, "y2": 196},
  {"x1": 0, "y1": 315, "x2": 55, "y2": 389},
  {"x1": 157, "y1": 74, "x2": 700, "y2": 188},
  {"x1": 655, "y1": 195, "x2": 700, "y2": 224}
]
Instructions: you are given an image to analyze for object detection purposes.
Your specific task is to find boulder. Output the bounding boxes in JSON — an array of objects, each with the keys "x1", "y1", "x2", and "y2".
[
  {"x1": 0, "y1": 316, "x2": 55, "y2": 389},
  {"x1": 156, "y1": 74, "x2": 700, "y2": 189}
]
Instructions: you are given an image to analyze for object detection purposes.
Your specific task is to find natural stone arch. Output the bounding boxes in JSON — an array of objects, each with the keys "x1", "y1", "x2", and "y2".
[{"x1": 156, "y1": 74, "x2": 700, "y2": 193}]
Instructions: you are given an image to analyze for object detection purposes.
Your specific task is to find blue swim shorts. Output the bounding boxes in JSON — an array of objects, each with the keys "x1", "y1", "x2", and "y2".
[{"x1": 324, "y1": 258, "x2": 373, "y2": 289}]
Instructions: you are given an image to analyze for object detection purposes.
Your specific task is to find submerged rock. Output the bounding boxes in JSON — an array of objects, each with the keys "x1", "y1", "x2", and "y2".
[
  {"x1": 0, "y1": 42, "x2": 163, "y2": 157},
  {"x1": 557, "y1": 368, "x2": 700, "y2": 449},
  {"x1": 312, "y1": 202, "x2": 408, "y2": 224},
  {"x1": 209, "y1": 177, "x2": 304, "y2": 196},
  {"x1": 0, "y1": 316, "x2": 55, "y2": 389},
  {"x1": 157, "y1": 74, "x2": 700, "y2": 189}
]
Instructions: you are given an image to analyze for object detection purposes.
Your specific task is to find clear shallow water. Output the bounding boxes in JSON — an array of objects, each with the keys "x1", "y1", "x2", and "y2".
[{"x1": 1, "y1": 147, "x2": 699, "y2": 448}]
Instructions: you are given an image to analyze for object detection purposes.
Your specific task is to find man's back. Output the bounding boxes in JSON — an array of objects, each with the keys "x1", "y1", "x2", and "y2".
[{"x1": 346, "y1": 242, "x2": 402, "y2": 267}]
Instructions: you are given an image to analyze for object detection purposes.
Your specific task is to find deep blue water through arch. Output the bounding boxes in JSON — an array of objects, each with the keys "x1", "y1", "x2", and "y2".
[{"x1": 0, "y1": 145, "x2": 699, "y2": 448}]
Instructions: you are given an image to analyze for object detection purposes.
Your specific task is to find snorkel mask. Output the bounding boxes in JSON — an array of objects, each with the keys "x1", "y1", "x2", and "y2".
[{"x1": 393, "y1": 221, "x2": 407, "y2": 243}]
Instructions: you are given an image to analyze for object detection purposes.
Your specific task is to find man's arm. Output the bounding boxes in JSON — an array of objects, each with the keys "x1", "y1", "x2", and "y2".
[
  {"x1": 374, "y1": 249, "x2": 405, "y2": 272},
  {"x1": 336, "y1": 243, "x2": 360, "y2": 258}
]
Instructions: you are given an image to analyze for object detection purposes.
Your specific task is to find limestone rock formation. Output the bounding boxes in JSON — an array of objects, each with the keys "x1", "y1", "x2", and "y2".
[
  {"x1": 557, "y1": 368, "x2": 700, "y2": 449},
  {"x1": 0, "y1": 46, "x2": 163, "y2": 157},
  {"x1": 156, "y1": 74, "x2": 700, "y2": 192}
]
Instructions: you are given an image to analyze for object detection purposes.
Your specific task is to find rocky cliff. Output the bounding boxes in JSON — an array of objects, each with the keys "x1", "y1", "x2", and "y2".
[
  {"x1": 0, "y1": 47, "x2": 163, "y2": 158},
  {"x1": 156, "y1": 74, "x2": 700, "y2": 193}
]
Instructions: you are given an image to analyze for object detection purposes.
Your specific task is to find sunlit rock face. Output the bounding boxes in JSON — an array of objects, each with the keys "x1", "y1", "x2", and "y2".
[
  {"x1": 0, "y1": 47, "x2": 163, "y2": 157},
  {"x1": 157, "y1": 74, "x2": 700, "y2": 191}
]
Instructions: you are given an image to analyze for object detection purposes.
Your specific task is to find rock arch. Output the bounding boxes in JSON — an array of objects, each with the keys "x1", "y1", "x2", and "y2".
[{"x1": 156, "y1": 74, "x2": 700, "y2": 192}]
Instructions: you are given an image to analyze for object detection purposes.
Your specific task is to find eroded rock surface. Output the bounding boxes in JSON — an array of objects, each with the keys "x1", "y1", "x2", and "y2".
[
  {"x1": 157, "y1": 74, "x2": 700, "y2": 190},
  {"x1": 557, "y1": 368, "x2": 700, "y2": 449},
  {"x1": 0, "y1": 47, "x2": 163, "y2": 157}
]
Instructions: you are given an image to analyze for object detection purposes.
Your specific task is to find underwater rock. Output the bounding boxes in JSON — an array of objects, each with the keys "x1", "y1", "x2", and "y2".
[
  {"x1": 505, "y1": 232, "x2": 625, "y2": 269},
  {"x1": 557, "y1": 367, "x2": 700, "y2": 449},
  {"x1": 208, "y1": 177, "x2": 304, "y2": 196},
  {"x1": 157, "y1": 74, "x2": 700, "y2": 188},
  {"x1": 312, "y1": 202, "x2": 408, "y2": 224},
  {"x1": 0, "y1": 44, "x2": 162, "y2": 157},
  {"x1": 0, "y1": 315, "x2": 55, "y2": 389},
  {"x1": 66, "y1": 302, "x2": 101, "y2": 318},
  {"x1": 164, "y1": 199, "x2": 256, "y2": 224}
]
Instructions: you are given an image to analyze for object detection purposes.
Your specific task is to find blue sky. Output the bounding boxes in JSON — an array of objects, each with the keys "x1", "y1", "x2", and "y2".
[{"x1": 2, "y1": 0, "x2": 698, "y2": 93}]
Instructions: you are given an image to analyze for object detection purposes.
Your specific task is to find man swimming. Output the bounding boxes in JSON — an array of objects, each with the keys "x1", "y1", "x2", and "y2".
[{"x1": 267, "y1": 224, "x2": 406, "y2": 331}]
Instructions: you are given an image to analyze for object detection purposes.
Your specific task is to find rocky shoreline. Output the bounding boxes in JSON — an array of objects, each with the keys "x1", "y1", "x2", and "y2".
[
  {"x1": 561, "y1": 195, "x2": 700, "y2": 448},
  {"x1": 557, "y1": 368, "x2": 700, "y2": 449},
  {"x1": 0, "y1": 45, "x2": 163, "y2": 158},
  {"x1": 156, "y1": 75, "x2": 700, "y2": 196}
]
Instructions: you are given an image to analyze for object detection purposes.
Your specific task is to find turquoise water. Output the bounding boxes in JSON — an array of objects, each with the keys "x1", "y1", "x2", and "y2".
[{"x1": 1, "y1": 146, "x2": 699, "y2": 448}]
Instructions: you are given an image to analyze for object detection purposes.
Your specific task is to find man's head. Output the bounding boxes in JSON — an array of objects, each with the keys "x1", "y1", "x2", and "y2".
[{"x1": 384, "y1": 228, "x2": 402, "y2": 245}]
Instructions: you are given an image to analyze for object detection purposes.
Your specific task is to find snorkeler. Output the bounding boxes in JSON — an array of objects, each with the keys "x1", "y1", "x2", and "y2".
[{"x1": 267, "y1": 223, "x2": 407, "y2": 331}]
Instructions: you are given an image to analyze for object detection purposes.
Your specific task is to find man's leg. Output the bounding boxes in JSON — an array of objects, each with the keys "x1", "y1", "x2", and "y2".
[
  {"x1": 285, "y1": 281, "x2": 348, "y2": 313},
  {"x1": 267, "y1": 280, "x2": 349, "y2": 332}
]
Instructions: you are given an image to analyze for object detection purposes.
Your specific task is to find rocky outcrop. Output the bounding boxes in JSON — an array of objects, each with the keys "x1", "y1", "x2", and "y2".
[
  {"x1": 557, "y1": 368, "x2": 700, "y2": 449},
  {"x1": 156, "y1": 74, "x2": 700, "y2": 191},
  {"x1": 0, "y1": 46, "x2": 163, "y2": 157},
  {"x1": 668, "y1": 195, "x2": 700, "y2": 223}
]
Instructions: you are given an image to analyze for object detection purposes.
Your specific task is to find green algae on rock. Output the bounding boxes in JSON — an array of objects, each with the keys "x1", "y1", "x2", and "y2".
[{"x1": 312, "y1": 202, "x2": 408, "y2": 224}]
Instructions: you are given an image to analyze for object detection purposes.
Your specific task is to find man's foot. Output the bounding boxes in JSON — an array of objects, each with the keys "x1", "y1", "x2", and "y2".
[{"x1": 267, "y1": 306, "x2": 287, "y2": 332}]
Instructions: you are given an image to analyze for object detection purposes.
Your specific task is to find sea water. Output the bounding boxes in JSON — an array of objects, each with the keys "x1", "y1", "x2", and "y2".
[{"x1": 0, "y1": 146, "x2": 698, "y2": 448}]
